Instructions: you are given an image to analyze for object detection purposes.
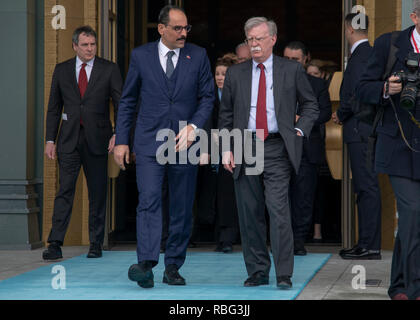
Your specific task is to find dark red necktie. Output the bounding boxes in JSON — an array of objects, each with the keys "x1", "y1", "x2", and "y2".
[
  {"x1": 78, "y1": 63, "x2": 88, "y2": 98},
  {"x1": 256, "y1": 63, "x2": 268, "y2": 140},
  {"x1": 78, "y1": 63, "x2": 87, "y2": 126}
]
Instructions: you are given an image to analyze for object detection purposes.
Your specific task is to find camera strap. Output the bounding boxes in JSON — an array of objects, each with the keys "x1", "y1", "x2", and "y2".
[{"x1": 388, "y1": 95, "x2": 420, "y2": 153}]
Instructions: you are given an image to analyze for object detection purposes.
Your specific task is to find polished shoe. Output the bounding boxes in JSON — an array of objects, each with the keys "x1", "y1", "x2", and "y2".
[
  {"x1": 163, "y1": 264, "x2": 186, "y2": 285},
  {"x1": 222, "y1": 244, "x2": 233, "y2": 253},
  {"x1": 391, "y1": 293, "x2": 409, "y2": 300},
  {"x1": 340, "y1": 247, "x2": 381, "y2": 260},
  {"x1": 128, "y1": 261, "x2": 154, "y2": 288},
  {"x1": 244, "y1": 272, "x2": 269, "y2": 287},
  {"x1": 87, "y1": 243, "x2": 102, "y2": 258},
  {"x1": 276, "y1": 276, "x2": 292, "y2": 290},
  {"x1": 339, "y1": 245, "x2": 360, "y2": 256},
  {"x1": 312, "y1": 238, "x2": 323, "y2": 244},
  {"x1": 214, "y1": 243, "x2": 223, "y2": 252},
  {"x1": 42, "y1": 241, "x2": 63, "y2": 261},
  {"x1": 294, "y1": 240, "x2": 307, "y2": 256},
  {"x1": 188, "y1": 241, "x2": 197, "y2": 248}
]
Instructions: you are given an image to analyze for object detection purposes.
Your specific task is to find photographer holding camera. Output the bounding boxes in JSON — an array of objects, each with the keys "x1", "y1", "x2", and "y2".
[{"x1": 357, "y1": 1, "x2": 420, "y2": 300}]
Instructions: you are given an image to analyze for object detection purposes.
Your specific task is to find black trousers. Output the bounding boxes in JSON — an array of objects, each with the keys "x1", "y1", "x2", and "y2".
[
  {"x1": 290, "y1": 155, "x2": 318, "y2": 243},
  {"x1": 388, "y1": 175, "x2": 420, "y2": 299},
  {"x1": 234, "y1": 137, "x2": 294, "y2": 278},
  {"x1": 348, "y1": 141, "x2": 382, "y2": 250},
  {"x1": 47, "y1": 128, "x2": 108, "y2": 245}
]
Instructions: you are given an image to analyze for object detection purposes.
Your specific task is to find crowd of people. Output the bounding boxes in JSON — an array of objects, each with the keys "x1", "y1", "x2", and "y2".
[{"x1": 42, "y1": 2, "x2": 420, "y2": 299}]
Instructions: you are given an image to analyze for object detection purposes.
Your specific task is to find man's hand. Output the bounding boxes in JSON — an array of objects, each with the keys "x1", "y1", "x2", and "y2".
[
  {"x1": 45, "y1": 142, "x2": 56, "y2": 160},
  {"x1": 332, "y1": 111, "x2": 342, "y2": 125},
  {"x1": 386, "y1": 75, "x2": 402, "y2": 96},
  {"x1": 199, "y1": 153, "x2": 210, "y2": 166},
  {"x1": 108, "y1": 135, "x2": 116, "y2": 153},
  {"x1": 222, "y1": 151, "x2": 236, "y2": 173},
  {"x1": 113, "y1": 145, "x2": 130, "y2": 171},
  {"x1": 175, "y1": 125, "x2": 196, "y2": 152}
]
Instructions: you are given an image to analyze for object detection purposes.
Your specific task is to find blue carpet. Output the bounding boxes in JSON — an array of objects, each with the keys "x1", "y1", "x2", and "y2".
[{"x1": 0, "y1": 252, "x2": 330, "y2": 300}]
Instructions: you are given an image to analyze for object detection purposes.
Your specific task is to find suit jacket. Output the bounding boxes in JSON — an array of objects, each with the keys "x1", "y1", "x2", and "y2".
[
  {"x1": 357, "y1": 26, "x2": 420, "y2": 180},
  {"x1": 218, "y1": 55, "x2": 319, "y2": 178},
  {"x1": 115, "y1": 41, "x2": 214, "y2": 157},
  {"x1": 338, "y1": 41, "x2": 373, "y2": 143},
  {"x1": 300, "y1": 75, "x2": 332, "y2": 164},
  {"x1": 46, "y1": 56, "x2": 122, "y2": 155}
]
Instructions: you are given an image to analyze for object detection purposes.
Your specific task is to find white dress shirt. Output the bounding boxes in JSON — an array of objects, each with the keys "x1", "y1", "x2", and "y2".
[
  {"x1": 76, "y1": 56, "x2": 94, "y2": 83},
  {"x1": 351, "y1": 39, "x2": 369, "y2": 55},
  {"x1": 158, "y1": 39, "x2": 180, "y2": 73}
]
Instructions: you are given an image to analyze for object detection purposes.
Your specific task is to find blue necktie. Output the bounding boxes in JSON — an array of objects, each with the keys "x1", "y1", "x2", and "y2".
[{"x1": 166, "y1": 51, "x2": 175, "y2": 78}]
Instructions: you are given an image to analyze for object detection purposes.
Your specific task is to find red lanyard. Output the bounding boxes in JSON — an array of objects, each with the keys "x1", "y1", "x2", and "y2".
[{"x1": 412, "y1": 31, "x2": 420, "y2": 53}]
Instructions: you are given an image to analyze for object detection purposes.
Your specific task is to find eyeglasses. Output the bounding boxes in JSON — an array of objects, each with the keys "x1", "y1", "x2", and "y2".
[
  {"x1": 166, "y1": 24, "x2": 192, "y2": 33},
  {"x1": 245, "y1": 36, "x2": 269, "y2": 44}
]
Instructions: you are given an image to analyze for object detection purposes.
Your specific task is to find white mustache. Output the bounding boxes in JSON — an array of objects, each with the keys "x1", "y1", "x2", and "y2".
[{"x1": 250, "y1": 46, "x2": 262, "y2": 52}]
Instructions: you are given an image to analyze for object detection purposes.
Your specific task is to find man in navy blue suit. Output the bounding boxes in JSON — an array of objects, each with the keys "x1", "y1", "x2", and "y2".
[
  {"x1": 283, "y1": 41, "x2": 332, "y2": 256},
  {"x1": 357, "y1": 2, "x2": 420, "y2": 300},
  {"x1": 114, "y1": 5, "x2": 214, "y2": 288},
  {"x1": 332, "y1": 13, "x2": 382, "y2": 260}
]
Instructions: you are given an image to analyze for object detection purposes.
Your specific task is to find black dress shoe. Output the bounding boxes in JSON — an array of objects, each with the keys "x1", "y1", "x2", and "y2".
[
  {"x1": 277, "y1": 276, "x2": 292, "y2": 289},
  {"x1": 214, "y1": 243, "x2": 223, "y2": 252},
  {"x1": 163, "y1": 264, "x2": 186, "y2": 285},
  {"x1": 87, "y1": 243, "x2": 102, "y2": 258},
  {"x1": 160, "y1": 243, "x2": 166, "y2": 253},
  {"x1": 244, "y1": 272, "x2": 269, "y2": 287},
  {"x1": 128, "y1": 261, "x2": 154, "y2": 288},
  {"x1": 339, "y1": 245, "x2": 359, "y2": 256},
  {"x1": 42, "y1": 241, "x2": 63, "y2": 261},
  {"x1": 222, "y1": 243, "x2": 233, "y2": 253},
  {"x1": 294, "y1": 240, "x2": 307, "y2": 256},
  {"x1": 340, "y1": 247, "x2": 381, "y2": 260}
]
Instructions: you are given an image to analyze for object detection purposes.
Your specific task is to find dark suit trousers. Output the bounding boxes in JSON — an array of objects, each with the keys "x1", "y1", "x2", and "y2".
[
  {"x1": 234, "y1": 137, "x2": 294, "y2": 278},
  {"x1": 135, "y1": 153, "x2": 198, "y2": 269},
  {"x1": 290, "y1": 154, "x2": 318, "y2": 243},
  {"x1": 347, "y1": 141, "x2": 382, "y2": 250},
  {"x1": 388, "y1": 175, "x2": 420, "y2": 299},
  {"x1": 48, "y1": 127, "x2": 108, "y2": 245}
]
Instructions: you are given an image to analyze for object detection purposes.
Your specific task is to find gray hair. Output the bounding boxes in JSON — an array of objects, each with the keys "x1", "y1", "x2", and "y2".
[
  {"x1": 414, "y1": 0, "x2": 420, "y2": 14},
  {"x1": 244, "y1": 17, "x2": 277, "y2": 37},
  {"x1": 72, "y1": 26, "x2": 97, "y2": 45}
]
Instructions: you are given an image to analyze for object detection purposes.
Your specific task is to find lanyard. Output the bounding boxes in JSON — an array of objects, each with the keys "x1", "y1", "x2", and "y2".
[{"x1": 412, "y1": 31, "x2": 420, "y2": 53}]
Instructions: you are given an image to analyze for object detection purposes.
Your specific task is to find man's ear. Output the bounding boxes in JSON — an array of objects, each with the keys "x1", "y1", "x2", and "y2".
[{"x1": 157, "y1": 24, "x2": 165, "y2": 36}]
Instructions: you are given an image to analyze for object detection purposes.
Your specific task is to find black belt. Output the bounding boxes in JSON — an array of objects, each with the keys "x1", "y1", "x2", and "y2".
[{"x1": 250, "y1": 132, "x2": 281, "y2": 140}]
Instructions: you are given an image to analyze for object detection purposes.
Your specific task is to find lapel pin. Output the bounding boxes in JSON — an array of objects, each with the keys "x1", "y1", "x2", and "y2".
[{"x1": 186, "y1": 55, "x2": 191, "y2": 59}]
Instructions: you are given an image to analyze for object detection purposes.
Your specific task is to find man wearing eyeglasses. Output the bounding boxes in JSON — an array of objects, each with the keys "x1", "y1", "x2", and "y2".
[
  {"x1": 219, "y1": 17, "x2": 319, "y2": 289},
  {"x1": 114, "y1": 5, "x2": 214, "y2": 289}
]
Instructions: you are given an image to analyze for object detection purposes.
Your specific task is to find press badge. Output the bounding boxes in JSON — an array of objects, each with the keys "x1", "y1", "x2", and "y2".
[{"x1": 62, "y1": 113, "x2": 68, "y2": 121}]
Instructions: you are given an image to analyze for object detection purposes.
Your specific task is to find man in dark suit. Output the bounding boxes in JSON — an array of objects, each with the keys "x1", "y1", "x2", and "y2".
[
  {"x1": 283, "y1": 41, "x2": 332, "y2": 256},
  {"x1": 332, "y1": 14, "x2": 382, "y2": 260},
  {"x1": 357, "y1": 4, "x2": 420, "y2": 300},
  {"x1": 43, "y1": 26, "x2": 122, "y2": 260},
  {"x1": 219, "y1": 17, "x2": 319, "y2": 289},
  {"x1": 113, "y1": 5, "x2": 214, "y2": 289}
]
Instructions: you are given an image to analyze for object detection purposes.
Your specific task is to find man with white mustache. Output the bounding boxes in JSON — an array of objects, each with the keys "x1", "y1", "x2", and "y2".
[{"x1": 218, "y1": 17, "x2": 319, "y2": 289}]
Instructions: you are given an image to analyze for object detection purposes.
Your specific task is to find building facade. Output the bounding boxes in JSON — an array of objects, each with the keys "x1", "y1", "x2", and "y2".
[{"x1": 0, "y1": 0, "x2": 408, "y2": 250}]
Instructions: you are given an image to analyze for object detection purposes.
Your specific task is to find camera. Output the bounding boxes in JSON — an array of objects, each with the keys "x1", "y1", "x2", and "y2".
[{"x1": 394, "y1": 52, "x2": 420, "y2": 110}]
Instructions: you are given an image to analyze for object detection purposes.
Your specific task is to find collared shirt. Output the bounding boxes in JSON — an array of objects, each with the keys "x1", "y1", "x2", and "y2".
[
  {"x1": 76, "y1": 56, "x2": 95, "y2": 83},
  {"x1": 158, "y1": 38, "x2": 180, "y2": 73},
  {"x1": 248, "y1": 54, "x2": 279, "y2": 133},
  {"x1": 351, "y1": 39, "x2": 369, "y2": 55},
  {"x1": 410, "y1": 26, "x2": 420, "y2": 52}
]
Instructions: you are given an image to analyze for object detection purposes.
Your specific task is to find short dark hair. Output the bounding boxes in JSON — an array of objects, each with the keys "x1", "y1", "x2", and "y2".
[
  {"x1": 284, "y1": 41, "x2": 309, "y2": 57},
  {"x1": 158, "y1": 5, "x2": 186, "y2": 25},
  {"x1": 344, "y1": 13, "x2": 369, "y2": 33},
  {"x1": 72, "y1": 26, "x2": 97, "y2": 45}
]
